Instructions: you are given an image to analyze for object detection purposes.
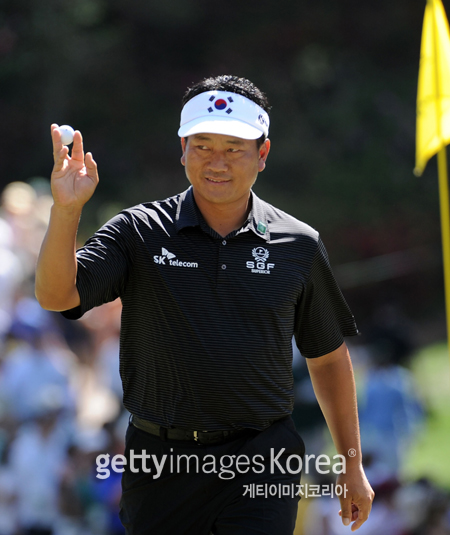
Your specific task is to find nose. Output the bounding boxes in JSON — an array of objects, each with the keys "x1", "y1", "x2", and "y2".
[{"x1": 207, "y1": 150, "x2": 228, "y2": 173}]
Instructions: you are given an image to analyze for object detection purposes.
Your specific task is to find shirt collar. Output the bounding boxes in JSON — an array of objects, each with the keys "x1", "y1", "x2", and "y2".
[
  {"x1": 175, "y1": 187, "x2": 270, "y2": 241},
  {"x1": 245, "y1": 190, "x2": 270, "y2": 241},
  {"x1": 175, "y1": 187, "x2": 201, "y2": 232}
]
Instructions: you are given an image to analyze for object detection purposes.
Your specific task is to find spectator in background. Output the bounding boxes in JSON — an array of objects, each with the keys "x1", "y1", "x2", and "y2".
[
  {"x1": 1, "y1": 182, "x2": 39, "y2": 281},
  {"x1": 358, "y1": 304, "x2": 424, "y2": 479},
  {"x1": 8, "y1": 387, "x2": 70, "y2": 535},
  {"x1": 0, "y1": 438, "x2": 17, "y2": 535},
  {"x1": 0, "y1": 179, "x2": 128, "y2": 535},
  {"x1": 0, "y1": 297, "x2": 75, "y2": 424},
  {"x1": 58, "y1": 427, "x2": 110, "y2": 535},
  {"x1": 0, "y1": 218, "x2": 23, "y2": 339}
]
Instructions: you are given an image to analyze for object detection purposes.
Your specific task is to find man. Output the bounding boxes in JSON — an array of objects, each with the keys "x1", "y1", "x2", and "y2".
[{"x1": 36, "y1": 75, "x2": 374, "y2": 534}]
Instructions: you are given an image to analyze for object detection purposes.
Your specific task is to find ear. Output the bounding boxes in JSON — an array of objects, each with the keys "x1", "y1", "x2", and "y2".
[
  {"x1": 258, "y1": 138, "x2": 271, "y2": 172},
  {"x1": 180, "y1": 137, "x2": 187, "y2": 166}
]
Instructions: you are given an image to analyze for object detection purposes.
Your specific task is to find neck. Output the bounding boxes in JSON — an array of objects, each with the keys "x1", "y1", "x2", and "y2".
[{"x1": 193, "y1": 191, "x2": 251, "y2": 238}]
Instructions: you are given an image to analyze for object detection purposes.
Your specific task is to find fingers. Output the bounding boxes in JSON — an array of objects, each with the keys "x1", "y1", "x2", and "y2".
[
  {"x1": 51, "y1": 124, "x2": 84, "y2": 162},
  {"x1": 339, "y1": 497, "x2": 354, "y2": 527},
  {"x1": 337, "y1": 470, "x2": 374, "y2": 530},
  {"x1": 85, "y1": 152, "x2": 99, "y2": 183},
  {"x1": 350, "y1": 508, "x2": 370, "y2": 531},
  {"x1": 339, "y1": 502, "x2": 371, "y2": 531},
  {"x1": 51, "y1": 124, "x2": 67, "y2": 169},
  {"x1": 71, "y1": 130, "x2": 84, "y2": 162},
  {"x1": 339, "y1": 504, "x2": 358, "y2": 522},
  {"x1": 51, "y1": 124, "x2": 69, "y2": 174},
  {"x1": 51, "y1": 125, "x2": 97, "y2": 174},
  {"x1": 51, "y1": 123, "x2": 63, "y2": 156}
]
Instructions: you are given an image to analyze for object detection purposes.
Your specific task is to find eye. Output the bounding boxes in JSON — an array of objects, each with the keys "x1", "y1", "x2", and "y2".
[
  {"x1": 196, "y1": 145, "x2": 209, "y2": 150},
  {"x1": 227, "y1": 148, "x2": 240, "y2": 153}
]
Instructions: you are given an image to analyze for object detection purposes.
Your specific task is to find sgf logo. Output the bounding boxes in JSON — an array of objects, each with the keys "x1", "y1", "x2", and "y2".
[{"x1": 246, "y1": 247, "x2": 275, "y2": 275}]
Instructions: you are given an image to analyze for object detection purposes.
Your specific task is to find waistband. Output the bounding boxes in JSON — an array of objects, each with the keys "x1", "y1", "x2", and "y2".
[{"x1": 131, "y1": 415, "x2": 254, "y2": 445}]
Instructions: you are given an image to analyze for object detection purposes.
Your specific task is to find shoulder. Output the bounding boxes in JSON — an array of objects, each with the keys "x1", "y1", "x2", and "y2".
[
  {"x1": 258, "y1": 197, "x2": 319, "y2": 243},
  {"x1": 103, "y1": 192, "x2": 185, "y2": 234},
  {"x1": 122, "y1": 192, "x2": 183, "y2": 222}
]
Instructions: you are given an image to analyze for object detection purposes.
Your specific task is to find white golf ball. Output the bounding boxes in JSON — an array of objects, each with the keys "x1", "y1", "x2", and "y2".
[{"x1": 59, "y1": 125, "x2": 74, "y2": 146}]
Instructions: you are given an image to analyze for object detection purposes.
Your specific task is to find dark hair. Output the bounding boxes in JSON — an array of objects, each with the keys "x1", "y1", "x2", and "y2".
[
  {"x1": 181, "y1": 75, "x2": 271, "y2": 147},
  {"x1": 182, "y1": 75, "x2": 271, "y2": 113}
]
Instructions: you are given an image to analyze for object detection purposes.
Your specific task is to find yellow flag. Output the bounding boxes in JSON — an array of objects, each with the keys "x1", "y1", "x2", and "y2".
[{"x1": 415, "y1": 0, "x2": 450, "y2": 176}]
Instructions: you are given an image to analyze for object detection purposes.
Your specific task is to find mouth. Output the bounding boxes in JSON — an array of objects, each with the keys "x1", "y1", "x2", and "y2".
[{"x1": 205, "y1": 176, "x2": 230, "y2": 184}]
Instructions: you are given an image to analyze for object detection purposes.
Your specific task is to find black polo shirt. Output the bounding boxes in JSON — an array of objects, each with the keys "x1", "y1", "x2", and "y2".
[{"x1": 62, "y1": 187, "x2": 358, "y2": 431}]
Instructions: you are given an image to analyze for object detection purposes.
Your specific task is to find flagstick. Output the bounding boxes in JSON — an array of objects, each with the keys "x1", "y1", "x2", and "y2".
[
  {"x1": 437, "y1": 147, "x2": 450, "y2": 360},
  {"x1": 431, "y1": 0, "x2": 450, "y2": 360}
]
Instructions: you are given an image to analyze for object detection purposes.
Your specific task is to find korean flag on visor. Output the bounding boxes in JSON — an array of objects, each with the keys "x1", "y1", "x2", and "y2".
[{"x1": 178, "y1": 91, "x2": 270, "y2": 140}]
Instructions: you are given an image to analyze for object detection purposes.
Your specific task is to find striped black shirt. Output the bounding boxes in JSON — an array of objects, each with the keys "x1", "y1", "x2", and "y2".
[{"x1": 62, "y1": 187, "x2": 358, "y2": 430}]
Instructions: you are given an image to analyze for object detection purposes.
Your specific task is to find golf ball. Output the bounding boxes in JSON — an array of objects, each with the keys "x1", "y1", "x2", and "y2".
[{"x1": 59, "y1": 125, "x2": 74, "y2": 145}]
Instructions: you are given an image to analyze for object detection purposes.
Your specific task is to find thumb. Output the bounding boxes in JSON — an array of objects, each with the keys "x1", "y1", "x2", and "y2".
[{"x1": 339, "y1": 498, "x2": 352, "y2": 526}]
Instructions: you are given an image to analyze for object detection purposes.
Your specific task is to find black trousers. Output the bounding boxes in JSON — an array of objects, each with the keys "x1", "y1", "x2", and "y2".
[{"x1": 119, "y1": 416, "x2": 305, "y2": 535}]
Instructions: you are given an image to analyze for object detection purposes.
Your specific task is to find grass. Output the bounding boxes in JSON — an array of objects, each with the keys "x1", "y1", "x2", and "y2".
[{"x1": 401, "y1": 341, "x2": 450, "y2": 490}]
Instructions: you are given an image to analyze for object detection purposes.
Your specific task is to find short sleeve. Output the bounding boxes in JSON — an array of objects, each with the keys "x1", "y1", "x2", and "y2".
[
  {"x1": 61, "y1": 212, "x2": 134, "y2": 320},
  {"x1": 294, "y1": 237, "x2": 359, "y2": 358}
]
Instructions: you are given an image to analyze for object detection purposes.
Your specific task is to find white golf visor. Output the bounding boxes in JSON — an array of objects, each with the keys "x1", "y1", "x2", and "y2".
[{"x1": 178, "y1": 90, "x2": 270, "y2": 140}]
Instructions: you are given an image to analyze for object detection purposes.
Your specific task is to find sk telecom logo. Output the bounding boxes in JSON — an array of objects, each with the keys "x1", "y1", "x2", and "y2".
[
  {"x1": 154, "y1": 248, "x2": 198, "y2": 269},
  {"x1": 154, "y1": 247, "x2": 175, "y2": 264},
  {"x1": 246, "y1": 247, "x2": 275, "y2": 275}
]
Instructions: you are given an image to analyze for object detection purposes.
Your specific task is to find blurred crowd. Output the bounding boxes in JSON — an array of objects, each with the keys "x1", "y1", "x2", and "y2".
[
  {"x1": 0, "y1": 181, "x2": 128, "y2": 535},
  {"x1": 293, "y1": 308, "x2": 450, "y2": 534},
  {"x1": 0, "y1": 180, "x2": 449, "y2": 535}
]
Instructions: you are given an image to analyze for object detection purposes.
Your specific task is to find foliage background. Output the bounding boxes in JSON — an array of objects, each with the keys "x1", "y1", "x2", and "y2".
[{"x1": 0, "y1": 0, "x2": 447, "y2": 335}]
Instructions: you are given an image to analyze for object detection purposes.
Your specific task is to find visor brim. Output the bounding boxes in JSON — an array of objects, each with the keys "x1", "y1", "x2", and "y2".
[{"x1": 178, "y1": 117, "x2": 264, "y2": 140}]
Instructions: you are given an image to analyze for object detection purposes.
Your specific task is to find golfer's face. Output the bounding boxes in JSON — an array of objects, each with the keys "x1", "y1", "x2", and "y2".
[{"x1": 181, "y1": 133, "x2": 269, "y2": 209}]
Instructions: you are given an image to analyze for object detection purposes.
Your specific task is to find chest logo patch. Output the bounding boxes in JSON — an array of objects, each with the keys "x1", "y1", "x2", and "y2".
[
  {"x1": 246, "y1": 247, "x2": 275, "y2": 275},
  {"x1": 154, "y1": 247, "x2": 198, "y2": 268}
]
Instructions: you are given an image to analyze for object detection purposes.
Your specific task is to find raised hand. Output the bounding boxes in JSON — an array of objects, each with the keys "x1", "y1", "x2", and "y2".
[{"x1": 50, "y1": 123, "x2": 99, "y2": 210}]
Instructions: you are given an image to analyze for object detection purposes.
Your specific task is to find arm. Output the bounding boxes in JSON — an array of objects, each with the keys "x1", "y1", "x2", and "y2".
[
  {"x1": 35, "y1": 124, "x2": 99, "y2": 311},
  {"x1": 306, "y1": 341, "x2": 374, "y2": 531}
]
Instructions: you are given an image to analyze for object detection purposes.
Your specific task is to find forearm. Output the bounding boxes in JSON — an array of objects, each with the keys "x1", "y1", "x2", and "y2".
[
  {"x1": 35, "y1": 204, "x2": 82, "y2": 311},
  {"x1": 306, "y1": 342, "x2": 361, "y2": 468},
  {"x1": 307, "y1": 342, "x2": 375, "y2": 529}
]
